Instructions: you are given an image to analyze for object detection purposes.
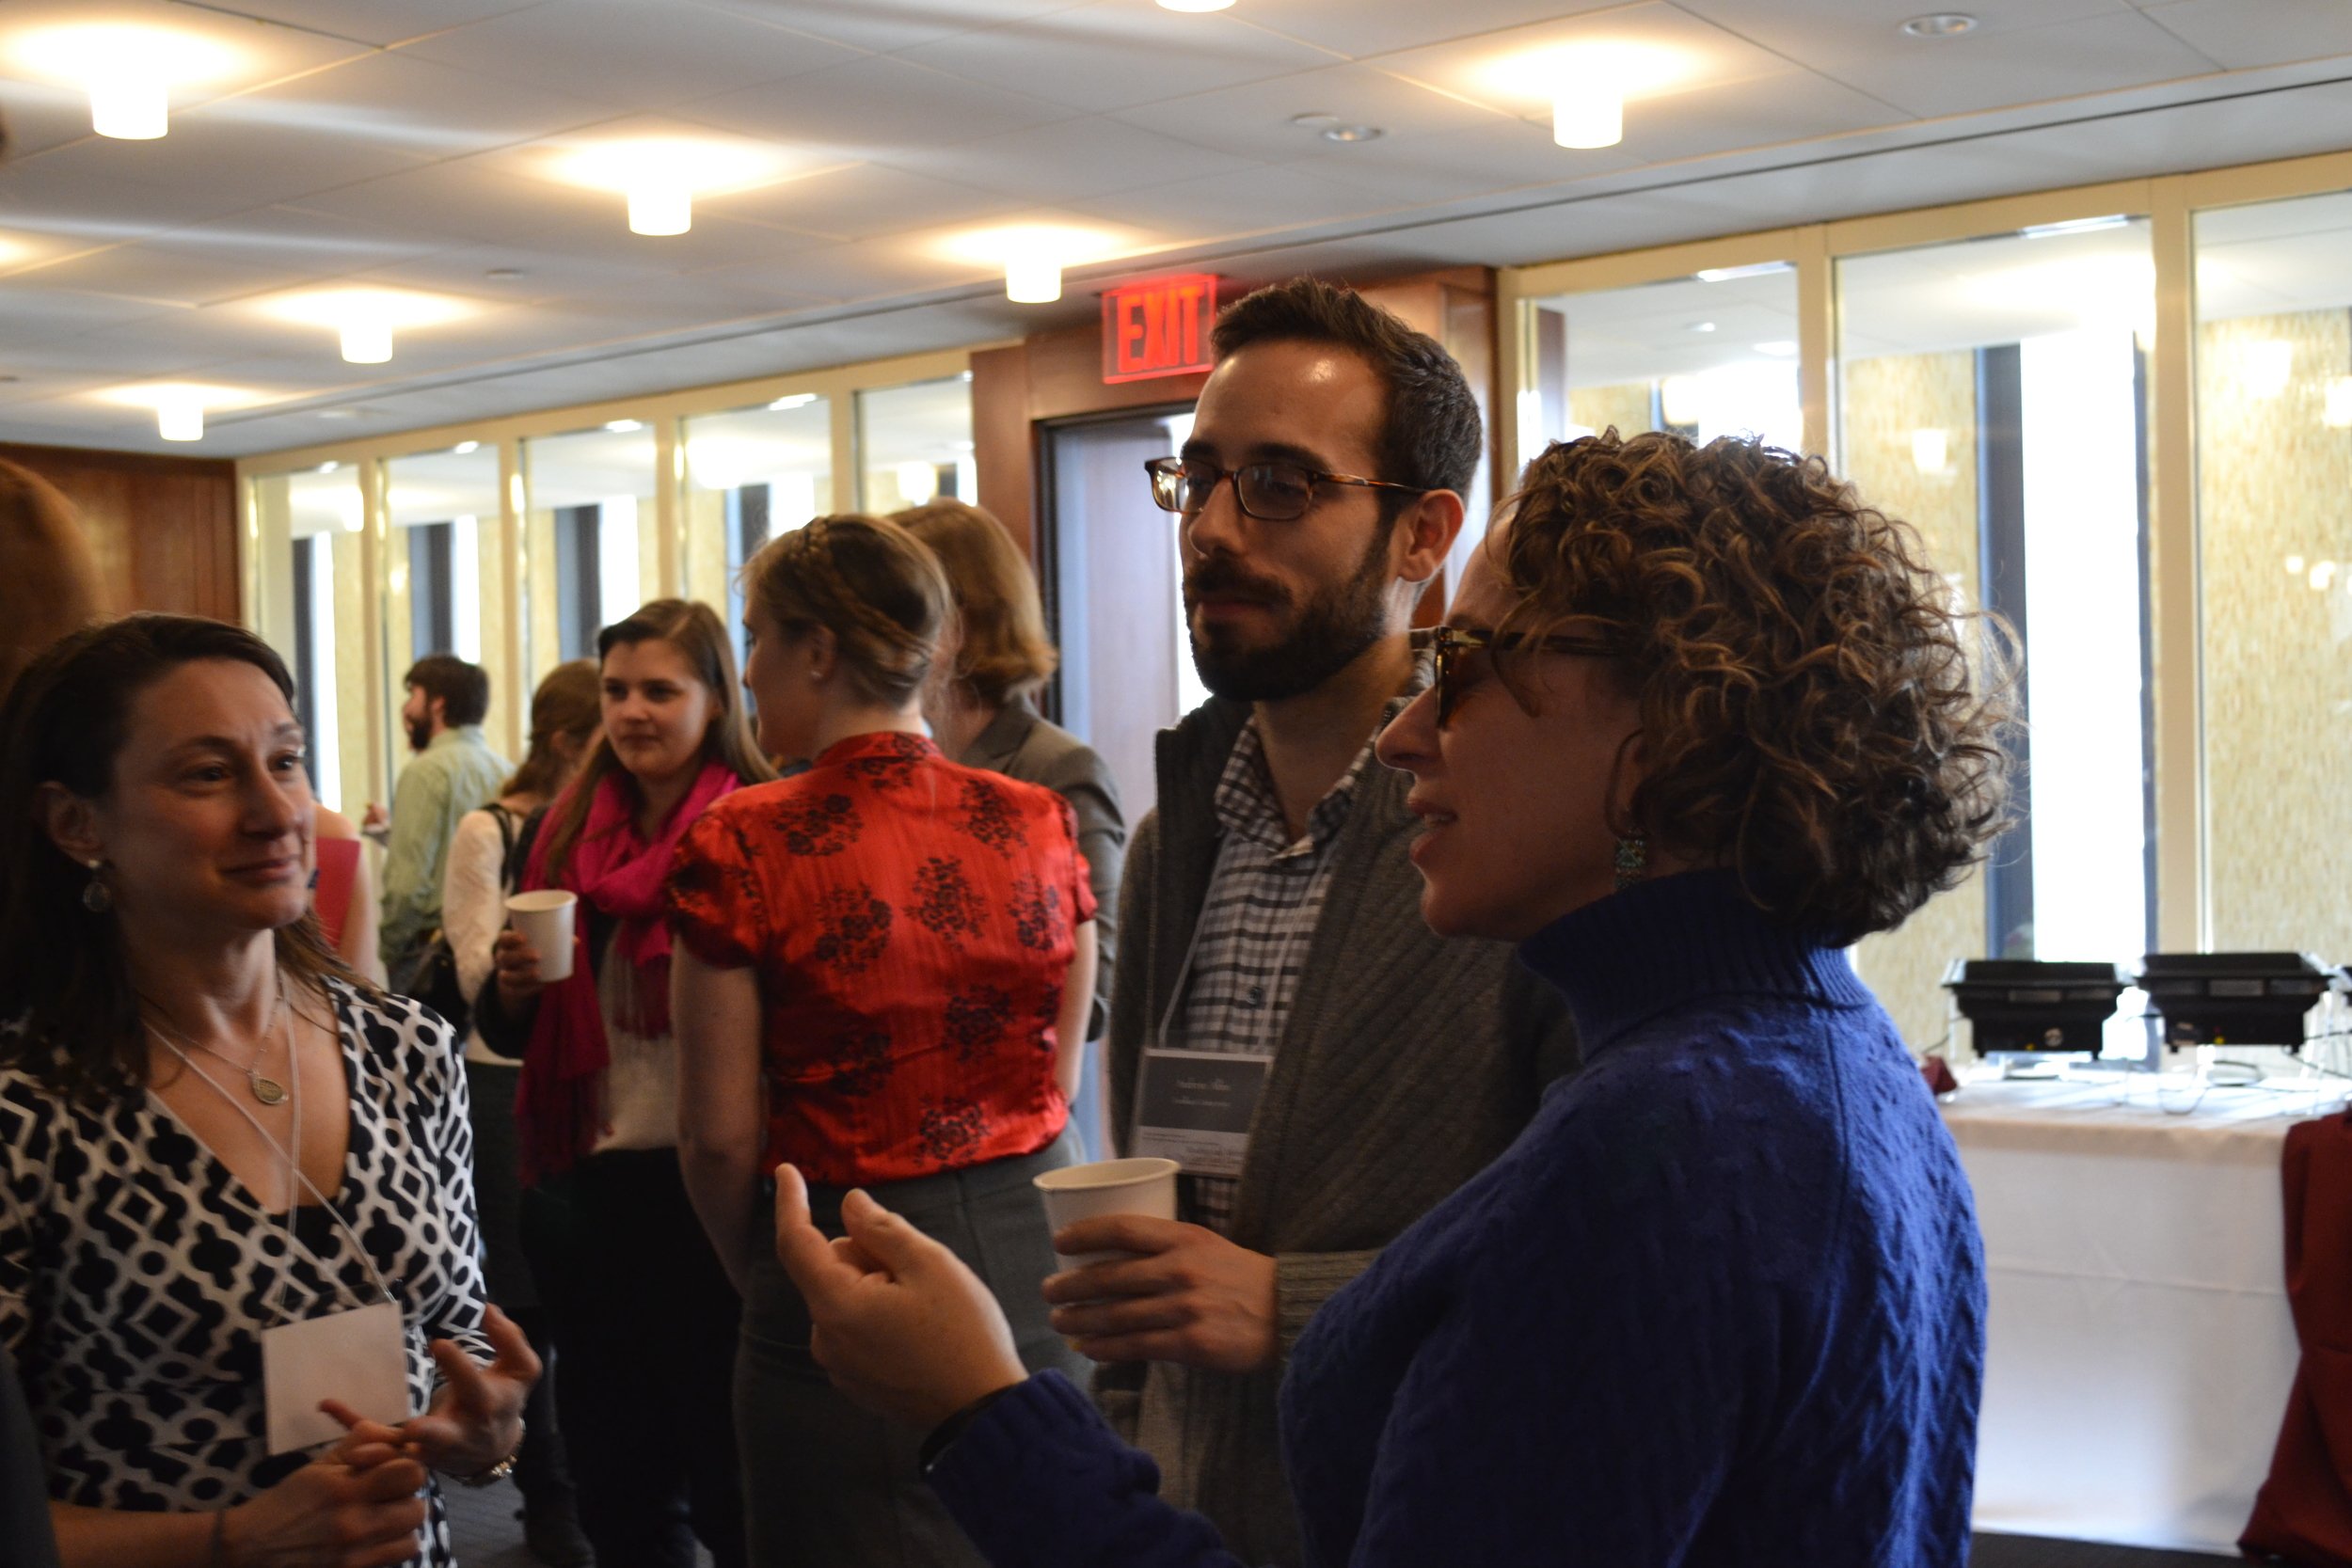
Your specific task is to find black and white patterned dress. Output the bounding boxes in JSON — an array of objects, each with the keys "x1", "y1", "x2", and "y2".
[{"x1": 0, "y1": 980, "x2": 492, "y2": 1566}]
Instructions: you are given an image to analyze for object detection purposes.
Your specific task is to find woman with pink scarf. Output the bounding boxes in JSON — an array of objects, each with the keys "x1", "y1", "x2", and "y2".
[{"x1": 478, "y1": 598, "x2": 772, "y2": 1568}]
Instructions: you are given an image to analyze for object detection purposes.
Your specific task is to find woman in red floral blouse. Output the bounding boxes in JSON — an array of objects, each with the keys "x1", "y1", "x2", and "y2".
[{"x1": 668, "y1": 514, "x2": 1097, "y2": 1568}]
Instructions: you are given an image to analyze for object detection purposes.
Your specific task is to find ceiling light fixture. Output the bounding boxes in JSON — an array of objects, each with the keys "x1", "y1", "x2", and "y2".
[
  {"x1": 453, "y1": 440, "x2": 481, "y2": 454},
  {"x1": 1900, "y1": 13, "x2": 1978, "y2": 37},
  {"x1": 604, "y1": 419, "x2": 645, "y2": 434},
  {"x1": 10, "y1": 24, "x2": 239, "y2": 141},
  {"x1": 1322, "y1": 123, "x2": 1382, "y2": 143},
  {"x1": 95, "y1": 381, "x2": 262, "y2": 442},
  {"x1": 259, "y1": 287, "x2": 476, "y2": 366},
  {"x1": 551, "y1": 135, "x2": 796, "y2": 238},
  {"x1": 1689, "y1": 321, "x2": 1717, "y2": 333},
  {"x1": 1553, "y1": 66, "x2": 1623, "y2": 150},
  {"x1": 946, "y1": 223, "x2": 1127, "y2": 306}
]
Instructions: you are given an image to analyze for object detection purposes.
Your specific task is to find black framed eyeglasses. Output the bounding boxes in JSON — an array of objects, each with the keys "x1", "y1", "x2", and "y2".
[
  {"x1": 1144, "y1": 456, "x2": 1434, "y2": 523},
  {"x1": 1410, "y1": 625, "x2": 1621, "y2": 727}
]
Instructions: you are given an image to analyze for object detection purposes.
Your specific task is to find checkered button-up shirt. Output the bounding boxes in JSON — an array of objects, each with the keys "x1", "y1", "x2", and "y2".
[{"x1": 1168, "y1": 717, "x2": 1382, "y2": 1234}]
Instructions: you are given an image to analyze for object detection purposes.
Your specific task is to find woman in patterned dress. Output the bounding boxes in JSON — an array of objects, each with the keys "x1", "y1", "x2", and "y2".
[
  {"x1": 0, "y1": 614, "x2": 536, "y2": 1568},
  {"x1": 668, "y1": 514, "x2": 1097, "y2": 1568}
]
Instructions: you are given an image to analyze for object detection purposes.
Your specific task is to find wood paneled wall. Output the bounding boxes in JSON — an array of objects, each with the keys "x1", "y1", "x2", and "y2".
[{"x1": 0, "y1": 441, "x2": 239, "y2": 623}]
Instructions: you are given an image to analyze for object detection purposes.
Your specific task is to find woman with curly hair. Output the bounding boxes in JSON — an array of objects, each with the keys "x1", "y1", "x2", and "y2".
[{"x1": 755, "y1": 431, "x2": 2012, "y2": 1567}]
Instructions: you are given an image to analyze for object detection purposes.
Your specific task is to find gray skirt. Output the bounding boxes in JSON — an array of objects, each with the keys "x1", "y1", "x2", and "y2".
[{"x1": 737, "y1": 1128, "x2": 1084, "y2": 1568}]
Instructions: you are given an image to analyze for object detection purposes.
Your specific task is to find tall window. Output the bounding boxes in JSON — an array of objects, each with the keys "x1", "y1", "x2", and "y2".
[
  {"x1": 2194, "y1": 190, "x2": 2352, "y2": 963},
  {"x1": 252, "y1": 466, "x2": 368, "y2": 815},
  {"x1": 857, "y1": 374, "x2": 974, "y2": 512},
  {"x1": 1836, "y1": 218, "x2": 2156, "y2": 1055},
  {"x1": 1518, "y1": 262, "x2": 1803, "y2": 459},
  {"x1": 523, "y1": 424, "x2": 658, "y2": 682},
  {"x1": 683, "y1": 395, "x2": 833, "y2": 669},
  {"x1": 386, "y1": 442, "x2": 501, "y2": 749}
]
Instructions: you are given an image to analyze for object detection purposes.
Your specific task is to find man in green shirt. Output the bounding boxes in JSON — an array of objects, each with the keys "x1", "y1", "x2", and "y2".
[{"x1": 376, "y1": 654, "x2": 510, "y2": 989}]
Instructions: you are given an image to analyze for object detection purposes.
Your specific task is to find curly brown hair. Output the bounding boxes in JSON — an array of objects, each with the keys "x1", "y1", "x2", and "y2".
[{"x1": 1492, "y1": 430, "x2": 2015, "y2": 944}]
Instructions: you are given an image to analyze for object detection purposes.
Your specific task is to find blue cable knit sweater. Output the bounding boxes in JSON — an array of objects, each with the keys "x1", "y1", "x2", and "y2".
[{"x1": 929, "y1": 871, "x2": 1986, "y2": 1566}]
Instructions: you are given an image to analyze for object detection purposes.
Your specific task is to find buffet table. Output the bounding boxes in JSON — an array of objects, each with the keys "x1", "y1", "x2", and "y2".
[{"x1": 1945, "y1": 1073, "x2": 2331, "y2": 1553}]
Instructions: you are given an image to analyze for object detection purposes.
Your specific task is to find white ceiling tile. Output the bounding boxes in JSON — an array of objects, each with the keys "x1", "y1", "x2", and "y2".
[
  {"x1": 1284, "y1": 119, "x2": 1639, "y2": 207},
  {"x1": 1671, "y1": 0, "x2": 2129, "y2": 68},
  {"x1": 1225, "y1": 0, "x2": 1637, "y2": 61},
  {"x1": 0, "y1": 81, "x2": 99, "y2": 160},
  {"x1": 0, "y1": 288, "x2": 184, "y2": 351},
  {"x1": 896, "y1": 0, "x2": 1337, "y2": 115},
  {"x1": 1746, "y1": 10, "x2": 2223, "y2": 119},
  {"x1": 14, "y1": 311, "x2": 271, "y2": 377},
  {"x1": 198, "y1": 49, "x2": 616, "y2": 163},
  {"x1": 680, "y1": 0, "x2": 1088, "y2": 55},
  {"x1": 885, "y1": 118, "x2": 1259, "y2": 203},
  {"x1": 397, "y1": 0, "x2": 863, "y2": 111},
  {"x1": 686, "y1": 235, "x2": 974, "y2": 303},
  {"x1": 2137, "y1": 0, "x2": 2352, "y2": 71},
  {"x1": 677, "y1": 55, "x2": 1076, "y2": 156},
  {"x1": 722, "y1": 164, "x2": 1028, "y2": 241},
  {"x1": 12, "y1": 206, "x2": 450, "y2": 309},
  {"x1": 1113, "y1": 62, "x2": 1506, "y2": 162},
  {"x1": 1374, "y1": 4, "x2": 1817, "y2": 128},
  {"x1": 190, "y1": 0, "x2": 547, "y2": 49},
  {"x1": 1073, "y1": 163, "x2": 1398, "y2": 235},
  {"x1": 1572, "y1": 67, "x2": 1906, "y2": 164}
]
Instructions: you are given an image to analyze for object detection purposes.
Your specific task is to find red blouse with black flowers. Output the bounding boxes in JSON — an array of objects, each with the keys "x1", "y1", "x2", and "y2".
[{"x1": 666, "y1": 730, "x2": 1097, "y2": 1185}]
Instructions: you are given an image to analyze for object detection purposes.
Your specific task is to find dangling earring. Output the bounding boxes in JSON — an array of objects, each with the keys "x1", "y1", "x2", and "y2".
[
  {"x1": 1613, "y1": 835, "x2": 1647, "y2": 893},
  {"x1": 81, "y1": 859, "x2": 112, "y2": 914}
]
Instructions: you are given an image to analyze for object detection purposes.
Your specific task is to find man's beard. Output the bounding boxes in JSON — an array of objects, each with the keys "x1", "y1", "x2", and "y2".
[
  {"x1": 404, "y1": 715, "x2": 432, "y2": 753},
  {"x1": 1184, "y1": 526, "x2": 1391, "y2": 704}
]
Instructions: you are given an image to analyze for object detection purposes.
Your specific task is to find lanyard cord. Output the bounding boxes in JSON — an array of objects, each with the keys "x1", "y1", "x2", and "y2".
[{"x1": 146, "y1": 985, "x2": 394, "y2": 1321}]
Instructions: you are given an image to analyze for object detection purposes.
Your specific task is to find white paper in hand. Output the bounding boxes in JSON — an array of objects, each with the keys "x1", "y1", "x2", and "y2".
[{"x1": 262, "y1": 1301, "x2": 408, "y2": 1453}]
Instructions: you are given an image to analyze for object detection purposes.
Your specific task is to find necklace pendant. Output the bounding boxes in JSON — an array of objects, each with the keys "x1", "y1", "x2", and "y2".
[{"x1": 249, "y1": 1073, "x2": 289, "y2": 1107}]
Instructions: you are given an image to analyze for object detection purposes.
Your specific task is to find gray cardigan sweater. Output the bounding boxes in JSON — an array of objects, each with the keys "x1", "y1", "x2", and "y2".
[
  {"x1": 957, "y1": 696, "x2": 1125, "y2": 1041},
  {"x1": 1104, "y1": 688, "x2": 1581, "y2": 1566}
]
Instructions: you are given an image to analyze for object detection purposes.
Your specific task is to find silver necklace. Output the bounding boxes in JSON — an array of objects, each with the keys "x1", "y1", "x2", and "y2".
[{"x1": 145, "y1": 979, "x2": 292, "y2": 1106}]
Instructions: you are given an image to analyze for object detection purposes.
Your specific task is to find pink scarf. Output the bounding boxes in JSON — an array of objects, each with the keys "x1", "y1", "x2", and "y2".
[{"x1": 516, "y1": 759, "x2": 740, "y2": 1183}]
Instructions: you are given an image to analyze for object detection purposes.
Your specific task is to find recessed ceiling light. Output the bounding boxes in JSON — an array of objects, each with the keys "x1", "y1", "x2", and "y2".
[
  {"x1": 1899, "y1": 13, "x2": 1978, "y2": 38},
  {"x1": 1322, "y1": 124, "x2": 1382, "y2": 143},
  {"x1": 453, "y1": 440, "x2": 481, "y2": 454},
  {"x1": 93, "y1": 381, "x2": 265, "y2": 442},
  {"x1": 1689, "y1": 321, "x2": 1717, "y2": 333}
]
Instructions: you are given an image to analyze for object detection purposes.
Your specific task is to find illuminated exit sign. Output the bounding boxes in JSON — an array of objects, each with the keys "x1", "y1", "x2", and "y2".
[{"x1": 1102, "y1": 274, "x2": 1218, "y2": 385}]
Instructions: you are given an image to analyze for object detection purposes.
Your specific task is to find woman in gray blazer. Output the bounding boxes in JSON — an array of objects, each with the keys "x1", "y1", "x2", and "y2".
[{"x1": 898, "y1": 500, "x2": 1125, "y2": 1156}]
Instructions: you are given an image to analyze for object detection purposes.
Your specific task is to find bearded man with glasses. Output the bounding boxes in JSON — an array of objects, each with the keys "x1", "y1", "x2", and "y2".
[{"x1": 1044, "y1": 277, "x2": 1580, "y2": 1565}]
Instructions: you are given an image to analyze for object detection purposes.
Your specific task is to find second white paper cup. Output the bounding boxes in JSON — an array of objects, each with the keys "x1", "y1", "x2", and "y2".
[
  {"x1": 1033, "y1": 1157, "x2": 1180, "y2": 1268},
  {"x1": 505, "y1": 890, "x2": 579, "y2": 983}
]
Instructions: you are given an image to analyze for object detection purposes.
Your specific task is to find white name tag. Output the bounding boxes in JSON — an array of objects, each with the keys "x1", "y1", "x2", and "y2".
[
  {"x1": 262, "y1": 1301, "x2": 409, "y2": 1454},
  {"x1": 1130, "y1": 1049, "x2": 1271, "y2": 1179}
]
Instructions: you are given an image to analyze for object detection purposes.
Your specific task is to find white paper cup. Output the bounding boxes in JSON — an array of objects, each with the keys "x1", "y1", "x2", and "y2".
[
  {"x1": 1033, "y1": 1157, "x2": 1180, "y2": 1268},
  {"x1": 504, "y1": 890, "x2": 578, "y2": 983}
]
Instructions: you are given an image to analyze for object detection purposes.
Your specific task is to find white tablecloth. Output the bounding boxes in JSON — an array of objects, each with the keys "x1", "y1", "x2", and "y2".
[{"x1": 1945, "y1": 1074, "x2": 2334, "y2": 1553}]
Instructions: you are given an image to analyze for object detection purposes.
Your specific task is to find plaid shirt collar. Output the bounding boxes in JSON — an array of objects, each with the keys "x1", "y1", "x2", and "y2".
[{"x1": 1211, "y1": 709, "x2": 1395, "y2": 862}]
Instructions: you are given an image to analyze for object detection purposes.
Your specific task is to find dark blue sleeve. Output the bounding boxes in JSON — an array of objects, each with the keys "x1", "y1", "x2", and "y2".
[{"x1": 926, "y1": 1372, "x2": 1255, "y2": 1568}]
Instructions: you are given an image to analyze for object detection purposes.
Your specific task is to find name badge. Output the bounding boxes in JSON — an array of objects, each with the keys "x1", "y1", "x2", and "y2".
[
  {"x1": 1130, "y1": 1049, "x2": 1271, "y2": 1179},
  {"x1": 262, "y1": 1301, "x2": 408, "y2": 1454}
]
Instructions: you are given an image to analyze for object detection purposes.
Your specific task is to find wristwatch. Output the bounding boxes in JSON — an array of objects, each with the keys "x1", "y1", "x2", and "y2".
[{"x1": 455, "y1": 1419, "x2": 525, "y2": 1487}]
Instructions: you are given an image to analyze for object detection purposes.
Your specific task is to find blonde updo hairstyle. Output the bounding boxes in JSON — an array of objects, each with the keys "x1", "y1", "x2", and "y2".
[{"x1": 743, "y1": 514, "x2": 955, "y2": 707}]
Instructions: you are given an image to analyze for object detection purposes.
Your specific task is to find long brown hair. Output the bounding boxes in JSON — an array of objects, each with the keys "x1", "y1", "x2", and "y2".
[
  {"x1": 502, "y1": 658, "x2": 601, "y2": 800},
  {"x1": 536, "y1": 599, "x2": 771, "y2": 880},
  {"x1": 893, "y1": 499, "x2": 1057, "y2": 707},
  {"x1": 0, "y1": 615, "x2": 360, "y2": 1106}
]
